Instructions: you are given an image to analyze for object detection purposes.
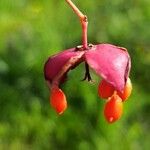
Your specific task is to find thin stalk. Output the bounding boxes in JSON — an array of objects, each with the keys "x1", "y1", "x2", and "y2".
[{"x1": 66, "y1": 0, "x2": 88, "y2": 49}]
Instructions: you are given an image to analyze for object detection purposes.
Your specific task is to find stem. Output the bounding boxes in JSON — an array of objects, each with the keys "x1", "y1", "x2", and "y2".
[
  {"x1": 66, "y1": 0, "x2": 84, "y2": 19},
  {"x1": 66, "y1": 0, "x2": 88, "y2": 49},
  {"x1": 81, "y1": 17, "x2": 88, "y2": 49}
]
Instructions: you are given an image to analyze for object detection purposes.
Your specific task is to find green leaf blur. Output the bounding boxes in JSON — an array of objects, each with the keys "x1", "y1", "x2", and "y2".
[{"x1": 0, "y1": 0, "x2": 150, "y2": 149}]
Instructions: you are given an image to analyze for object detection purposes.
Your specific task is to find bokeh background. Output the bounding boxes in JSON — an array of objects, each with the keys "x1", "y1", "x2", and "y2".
[{"x1": 0, "y1": 0, "x2": 150, "y2": 149}]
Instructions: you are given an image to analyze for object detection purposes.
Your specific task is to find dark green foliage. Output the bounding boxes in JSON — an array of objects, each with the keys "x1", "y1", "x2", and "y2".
[{"x1": 0, "y1": 0, "x2": 150, "y2": 149}]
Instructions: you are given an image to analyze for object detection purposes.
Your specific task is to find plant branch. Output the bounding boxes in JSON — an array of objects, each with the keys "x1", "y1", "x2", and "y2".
[
  {"x1": 66, "y1": 0, "x2": 88, "y2": 49},
  {"x1": 66, "y1": 0, "x2": 85, "y2": 20}
]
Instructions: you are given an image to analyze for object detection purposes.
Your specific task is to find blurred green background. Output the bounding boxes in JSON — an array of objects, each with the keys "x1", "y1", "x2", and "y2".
[{"x1": 0, "y1": 0, "x2": 150, "y2": 149}]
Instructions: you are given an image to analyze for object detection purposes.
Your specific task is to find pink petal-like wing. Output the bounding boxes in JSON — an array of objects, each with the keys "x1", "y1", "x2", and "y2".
[
  {"x1": 85, "y1": 44, "x2": 131, "y2": 91},
  {"x1": 44, "y1": 48, "x2": 84, "y2": 85}
]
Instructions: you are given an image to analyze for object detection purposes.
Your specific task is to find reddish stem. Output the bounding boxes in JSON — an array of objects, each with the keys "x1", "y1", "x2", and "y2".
[{"x1": 66, "y1": 0, "x2": 88, "y2": 49}]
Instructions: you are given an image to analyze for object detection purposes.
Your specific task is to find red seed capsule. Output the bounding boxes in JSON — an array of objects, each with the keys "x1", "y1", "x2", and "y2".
[
  {"x1": 117, "y1": 77, "x2": 132, "y2": 101},
  {"x1": 50, "y1": 88, "x2": 67, "y2": 114},
  {"x1": 98, "y1": 79, "x2": 115, "y2": 99},
  {"x1": 104, "y1": 94, "x2": 123, "y2": 123}
]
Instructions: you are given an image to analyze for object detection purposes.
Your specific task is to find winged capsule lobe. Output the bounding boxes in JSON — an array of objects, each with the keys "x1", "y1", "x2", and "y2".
[
  {"x1": 44, "y1": 48, "x2": 84, "y2": 85},
  {"x1": 85, "y1": 44, "x2": 131, "y2": 91}
]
